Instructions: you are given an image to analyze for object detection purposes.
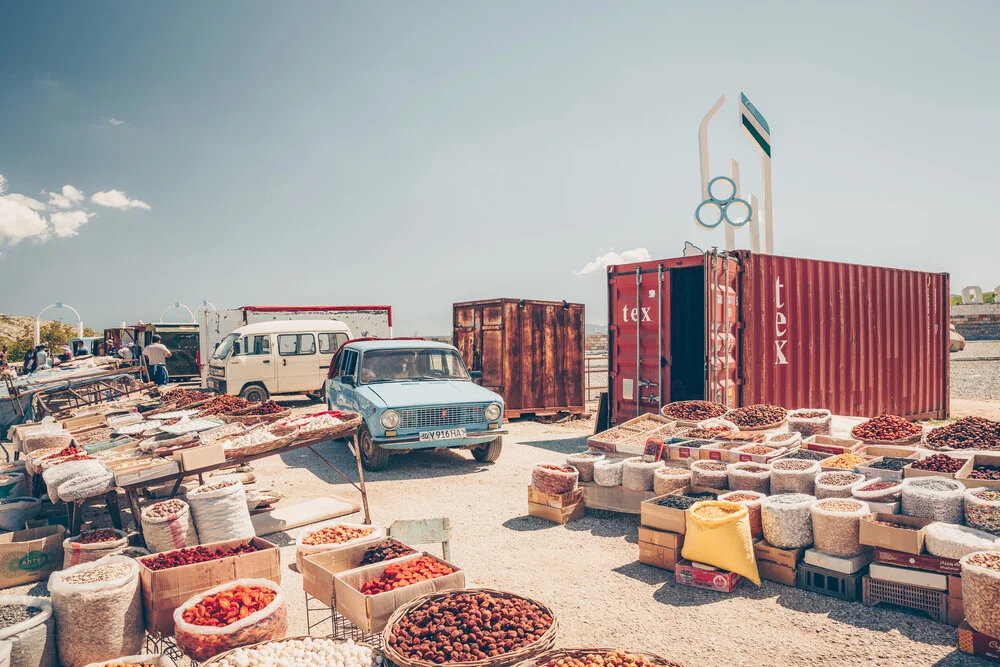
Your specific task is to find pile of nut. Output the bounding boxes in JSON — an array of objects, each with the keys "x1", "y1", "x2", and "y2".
[
  {"x1": 360, "y1": 556, "x2": 454, "y2": 594},
  {"x1": 769, "y1": 433, "x2": 799, "y2": 443},
  {"x1": 64, "y1": 560, "x2": 131, "y2": 585},
  {"x1": 815, "y1": 471, "x2": 864, "y2": 499},
  {"x1": 739, "y1": 445, "x2": 775, "y2": 455},
  {"x1": 925, "y1": 417, "x2": 1000, "y2": 450},
  {"x1": 727, "y1": 404, "x2": 787, "y2": 428},
  {"x1": 718, "y1": 432, "x2": 767, "y2": 443},
  {"x1": 541, "y1": 650, "x2": 683, "y2": 667},
  {"x1": 911, "y1": 453, "x2": 965, "y2": 473},
  {"x1": 661, "y1": 401, "x2": 727, "y2": 421},
  {"x1": 624, "y1": 417, "x2": 668, "y2": 433},
  {"x1": 144, "y1": 498, "x2": 187, "y2": 518},
  {"x1": 182, "y1": 584, "x2": 277, "y2": 627},
  {"x1": 852, "y1": 415, "x2": 922, "y2": 442},
  {"x1": 192, "y1": 480, "x2": 239, "y2": 494},
  {"x1": 772, "y1": 460, "x2": 815, "y2": 471},
  {"x1": 211, "y1": 637, "x2": 376, "y2": 667},
  {"x1": 684, "y1": 427, "x2": 734, "y2": 439},
  {"x1": 302, "y1": 524, "x2": 374, "y2": 546},
  {"x1": 140, "y1": 541, "x2": 259, "y2": 571},
  {"x1": 812, "y1": 499, "x2": 867, "y2": 557},
  {"x1": 171, "y1": 389, "x2": 213, "y2": 407},
  {"x1": 361, "y1": 539, "x2": 416, "y2": 565},
  {"x1": 0, "y1": 603, "x2": 41, "y2": 630},
  {"x1": 387, "y1": 591, "x2": 553, "y2": 663},
  {"x1": 962, "y1": 552, "x2": 1000, "y2": 638}
]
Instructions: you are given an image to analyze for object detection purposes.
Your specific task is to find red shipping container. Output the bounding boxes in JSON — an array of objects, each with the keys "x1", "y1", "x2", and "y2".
[{"x1": 607, "y1": 251, "x2": 949, "y2": 424}]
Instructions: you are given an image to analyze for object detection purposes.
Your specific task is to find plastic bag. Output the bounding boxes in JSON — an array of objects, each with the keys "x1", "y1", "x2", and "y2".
[
  {"x1": 727, "y1": 462, "x2": 771, "y2": 494},
  {"x1": 761, "y1": 494, "x2": 816, "y2": 549},
  {"x1": 531, "y1": 464, "x2": 578, "y2": 495},
  {"x1": 965, "y1": 489, "x2": 1000, "y2": 536},
  {"x1": 173, "y1": 579, "x2": 287, "y2": 661},
  {"x1": 696, "y1": 418, "x2": 738, "y2": 433},
  {"x1": 593, "y1": 459, "x2": 624, "y2": 487},
  {"x1": 961, "y1": 552, "x2": 1000, "y2": 638},
  {"x1": 187, "y1": 481, "x2": 255, "y2": 544},
  {"x1": 295, "y1": 521, "x2": 384, "y2": 572},
  {"x1": 141, "y1": 500, "x2": 200, "y2": 554},
  {"x1": 58, "y1": 468, "x2": 115, "y2": 502},
  {"x1": 49, "y1": 556, "x2": 144, "y2": 667},
  {"x1": 0, "y1": 472, "x2": 26, "y2": 499},
  {"x1": 64, "y1": 529, "x2": 129, "y2": 567},
  {"x1": 622, "y1": 457, "x2": 664, "y2": 491},
  {"x1": 851, "y1": 478, "x2": 903, "y2": 503},
  {"x1": 925, "y1": 523, "x2": 1000, "y2": 560},
  {"x1": 718, "y1": 490, "x2": 765, "y2": 540},
  {"x1": 653, "y1": 467, "x2": 692, "y2": 495},
  {"x1": 0, "y1": 595, "x2": 56, "y2": 667},
  {"x1": 811, "y1": 498, "x2": 870, "y2": 557},
  {"x1": 814, "y1": 472, "x2": 864, "y2": 500},
  {"x1": 43, "y1": 461, "x2": 104, "y2": 504},
  {"x1": 681, "y1": 501, "x2": 759, "y2": 584},
  {"x1": 901, "y1": 477, "x2": 964, "y2": 524},
  {"x1": 787, "y1": 409, "x2": 832, "y2": 437},
  {"x1": 769, "y1": 459, "x2": 820, "y2": 495},
  {"x1": 689, "y1": 460, "x2": 729, "y2": 490},
  {"x1": 0, "y1": 497, "x2": 41, "y2": 532},
  {"x1": 766, "y1": 432, "x2": 803, "y2": 449},
  {"x1": 565, "y1": 452, "x2": 605, "y2": 483}
]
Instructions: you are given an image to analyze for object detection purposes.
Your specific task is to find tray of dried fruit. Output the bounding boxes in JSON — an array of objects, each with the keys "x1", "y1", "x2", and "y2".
[
  {"x1": 660, "y1": 400, "x2": 729, "y2": 427},
  {"x1": 725, "y1": 404, "x2": 788, "y2": 431},
  {"x1": 514, "y1": 648, "x2": 684, "y2": 667}
]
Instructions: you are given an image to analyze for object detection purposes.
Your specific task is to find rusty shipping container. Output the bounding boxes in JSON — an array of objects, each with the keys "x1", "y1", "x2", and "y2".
[
  {"x1": 607, "y1": 251, "x2": 949, "y2": 424},
  {"x1": 453, "y1": 299, "x2": 585, "y2": 418}
]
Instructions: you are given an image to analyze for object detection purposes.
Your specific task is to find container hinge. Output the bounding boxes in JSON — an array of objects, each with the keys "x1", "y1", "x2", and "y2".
[
  {"x1": 734, "y1": 320, "x2": 744, "y2": 331},
  {"x1": 735, "y1": 377, "x2": 745, "y2": 386}
]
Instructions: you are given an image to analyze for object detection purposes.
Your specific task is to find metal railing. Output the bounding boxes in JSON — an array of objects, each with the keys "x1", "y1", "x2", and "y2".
[{"x1": 585, "y1": 354, "x2": 608, "y2": 409}]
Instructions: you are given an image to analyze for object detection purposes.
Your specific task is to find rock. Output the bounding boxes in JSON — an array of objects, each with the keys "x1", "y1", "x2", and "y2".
[{"x1": 950, "y1": 324, "x2": 966, "y2": 352}]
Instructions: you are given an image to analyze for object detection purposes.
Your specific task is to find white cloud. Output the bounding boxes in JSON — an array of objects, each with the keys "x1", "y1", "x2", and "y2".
[
  {"x1": 575, "y1": 247, "x2": 652, "y2": 276},
  {"x1": 91, "y1": 189, "x2": 150, "y2": 210},
  {"x1": 48, "y1": 184, "x2": 85, "y2": 209},
  {"x1": 0, "y1": 176, "x2": 49, "y2": 246},
  {"x1": 108, "y1": 118, "x2": 125, "y2": 126},
  {"x1": 4, "y1": 193, "x2": 47, "y2": 211},
  {"x1": 50, "y1": 210, "x2": 93, "y2": 238}
]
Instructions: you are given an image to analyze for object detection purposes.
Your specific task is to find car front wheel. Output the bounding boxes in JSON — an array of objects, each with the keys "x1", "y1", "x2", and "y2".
[
  {"x1": 358, "y1": 424, "x2": 390, "y2": 471},
  {"x1": 240, "y1": 384, "x2": 269, "y2": 403},
  {"x1": 471, "y1": 436, "x2": 503, "y2": 463}
]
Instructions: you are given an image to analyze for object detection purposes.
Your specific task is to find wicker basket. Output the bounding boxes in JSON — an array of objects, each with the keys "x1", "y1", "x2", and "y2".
[
  {"x1": 220, "y1": 409, "x2": 292, "y2": 425},
  {"x1": 289, "y1": 412, "x2": 363, "y2": 443},
  {"x1": 736, "y1": 418, "x2": 788, "y2": 432},
  {"x1": 382, "y1": 588, "x2": 559, "y2": 667},
  {"x1": 146, "y1": 396, "x2": 213, "y2": 416},
  {"x1": 202, "y1": 636, "x2": 377, "y2": 665},
  {"x1": 660, "y1": 401, "x2": 728, "y2": 423},
  {"x1": 514, "y1": 648, "x2": 684, "y2": 667},
  {"x1": 223, "y1": 433, "x2": 297, "y2": 460},
  {"x1": 851, "y1": 429, "x2": 923, "y2": 446}
]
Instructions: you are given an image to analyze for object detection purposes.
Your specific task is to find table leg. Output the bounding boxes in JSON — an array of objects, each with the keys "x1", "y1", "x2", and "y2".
[
  {"x1": 168, "y1": 476, "x2": 184, "y2": 498},
  {"x1": 71, "y1": 501, "x2": 85, "y2": 535},
  {"x1": 106, "y1": 490, "x2": 123, "y2": 531},
  {"x1": 351, "y1": 434, "x2": 371, "y2": 525},
  {"x1": 126, "y1": 489, "x2": 147, "y2": 547}
]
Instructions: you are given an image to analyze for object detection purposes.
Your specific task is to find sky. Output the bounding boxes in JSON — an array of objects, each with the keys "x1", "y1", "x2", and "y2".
[{"x1": 1, "y1": 1, "x2": 999, "y2": 335}]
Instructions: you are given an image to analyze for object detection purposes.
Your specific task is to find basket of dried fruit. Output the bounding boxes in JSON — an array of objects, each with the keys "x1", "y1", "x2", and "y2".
[
  {"x1": 660, "y1": 400, "x2": 728, "y2": 425},
  {"x1": 851, "y1": 415, "x2": 924, "y2": 445},
  {"x1": 219, "y1": 402, "x2": 291, "y2": 425},
  {"x1": 222, "y1": 430, "x2": 297, "y2": 460},
  {"x1": 726, "y1": 404, "x2": 788, "y2": 431},
  {"x1": 383, "y1": 588, "x2": 559, "y2": 667},
  {"x1": 201, "y1": 636, "x2": 378, "y2": 666},
  {"x1": 277, "y1": 411, "x2": 362, "y2": 443},
  {"x1": 514, "y1": 648, "x2": 684, "y2": 667}
]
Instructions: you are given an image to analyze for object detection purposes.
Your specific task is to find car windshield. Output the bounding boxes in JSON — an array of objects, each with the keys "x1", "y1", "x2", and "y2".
[
  {"x1": 359, "y1": 349, "x2": 471, "y2": 384},
  {"x1": 213, "y1": 333, "x2": 239, "y2": 360}
]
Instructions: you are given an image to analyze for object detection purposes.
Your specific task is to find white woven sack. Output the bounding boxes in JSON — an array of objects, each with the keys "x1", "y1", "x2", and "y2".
[
  {"x1": 186, "y1": 482, "x2": 255, "y2": 544},
  {"x1": 58, "y1": 469, "x2": 115, "y2": 502},
  {"x1": 0, "y1": 497, "x2": 42, "y2": 532},
  {"x1": 900, "y1": 477, "x2": 964, "y2": 524},
  {"x1": 63, "y1": 529, "x2": 129, "y2": 567},
  {"x1": 84, "y1": 654, "x2": 176, "y2": 666},
  {"x1": 49, "y1": 556, "x2": 144, "y2": 667},
  {"x1": 925, "y1": 522, "x2": 1000, "y2": 560},
  {"x1": 565, "y1": 452, "x2": 605, "y2": 483},
  {"x1": 43, "y1": 461, "x2": 105, "y2": 504},
  {"x1": 0, "y1": 472, "x2": 26, "y2": 499},
  {"x1": 622, "y1": 457, "x2": 664, "y2": 491},
  {"x1": 966, "y1": 488, "x2": 1000, "y2": 536},
  {"x1": 593, "y1": 459, "x2": 624, "y2": 487},
  {"x1": 770, "y1": 460, "x2": 820, "y2": 495},
  {"x1": 727, "y1": 462, "x2": 771, "y2": 494},
  {"x1": 811, "y1": 498, "x2": 870, "y2": 557},
  {"x1": 141, "y1": 500, "x2": 200, "y2": 554},
  {"x1": 814, "y1": 472, "x2": 864, "y2": 500},
  {"x1": 761, "y1": 493, "x2": 816, "y2": 549},
  {"x1": 787, "y1": 409, "x2": 832, "y2": 437},
  {"x1": 21, "y1": 431, "x2": 72, "y2": 455},
  {"x1": 961, "y1": 552, "x2": 1000, "y2": 638},
  {"x1": 295, "y1": 521, "x2": 385, "y2": 572},
  {"x1": 653, "y1": 467, "x2": 692, "y2": 495},
  {"x1": 851, "y1": 478, "x2": 903, "y2": 502},
  {"x1": 0, "y1": 595, "x2": 56, "y2": 667}
]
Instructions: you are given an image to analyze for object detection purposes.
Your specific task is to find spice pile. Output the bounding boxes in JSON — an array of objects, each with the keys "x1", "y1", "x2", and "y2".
[
  {"x1": 772, "y1": 460, "x2": 816, "y2": 471},
  {"x1": 661, "y1": 401, "x2": 727, "y2": 421},
  {"x1": 0, "y1": 603, "x2": 41, "y2": 629},
  {"x1": 868, "y1": 457, "x2": 912, "y2": 471},
  {"x1": 302, "y1": 525, "x2": 374, "y2": 546},
  {"x1": 140, "y1": 542, "x2": 259, "y2": 571},
  {"x1": 541, "y1": 651, "x2": 683, "y2": 667},
  {"x1": 360, "y1": 539, "x2": 416, "y2": 565},
  {"x1": 852, "y1": 415, "x2": 922, "y2": 442},
  {"x1": 821, "y1": 453, "x2": 868, "y2": 470},
  {"x1": 727, "y1": 404, "x2": 787, "y2": 428},
  {"x1": 740, "y1": 445, "x2": 775, "y2": 455},
  {"x1": 624, "y1": 417, "x2": 668, "y2": 433},
  {"x1": 387, "y1": 591, "x2": 553, "y2": 663},
  {"x1": 182, "y1": 584, "x2": 277, "y2": 627},
  {"x1": 925, "y1": 417, "x2": 1000, "y2": 450},
  {"x1": 911, "y1": 453, "x2": 965, "y2": 473},
  {"x1": 64, "y1": 560, "x2": 131, "y2": 584},
  {"x1": 693, "y1": 504, "x2": 741, "y2": 520},
  {"x1": 785, "y1": 449, "x2": 829, "y2": 461},
  {"x1": 360, "y1": 556, "x2": 454, "y2": 594}
]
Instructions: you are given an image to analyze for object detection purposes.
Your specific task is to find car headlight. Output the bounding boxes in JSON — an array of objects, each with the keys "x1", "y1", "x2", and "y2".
[
  {"x1": 380, "y1": 410, "x2": 400, "y2": 430},
  {"x1": 485, "y1": 403, "x2": 502, "y2": 421}
]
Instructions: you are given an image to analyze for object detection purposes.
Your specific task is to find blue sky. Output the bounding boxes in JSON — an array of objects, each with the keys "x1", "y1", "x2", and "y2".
[{"x1": 1, "y1": 1, "x2": 998, "y2": 334}]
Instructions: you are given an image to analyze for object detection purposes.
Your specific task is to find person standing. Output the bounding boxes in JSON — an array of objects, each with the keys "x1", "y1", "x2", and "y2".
[
  {"x1": 35, "y1": 345, "x2": 49, "y2": 369},
  {"x1": 0, "y1": 345, "x2": 7, "y2": 368},
  {"x1": 143, "y1": 335, "x2": 172, "y2": 385}
]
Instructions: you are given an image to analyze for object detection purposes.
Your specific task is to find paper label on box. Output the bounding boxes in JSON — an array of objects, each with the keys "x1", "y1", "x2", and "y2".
[
  {"x1": 708, "y1": 450, "x2": 723, "y2": 461},
  {"x1": 678, "y1": 447, "x2": 693, "y2": 459}
]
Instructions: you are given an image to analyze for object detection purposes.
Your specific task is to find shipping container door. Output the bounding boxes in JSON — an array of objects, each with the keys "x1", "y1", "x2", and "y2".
[
  {"x1": 479, "y1": 303, "x2": 505, "y2": 397},
  {"x1": 704, "y1": 253, "x2": 740, "y2": 408},
  {"x1": 453, "y1": 303, "x2": 479, "y2": 373},
  {"x1": 609, "y1": 265, "x2": 670, "y2": 421}
]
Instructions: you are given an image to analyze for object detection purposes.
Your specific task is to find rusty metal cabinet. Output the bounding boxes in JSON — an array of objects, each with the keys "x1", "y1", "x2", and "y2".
[{"x1": 453, "y1": 299, "x2": 585, "y2": 418}]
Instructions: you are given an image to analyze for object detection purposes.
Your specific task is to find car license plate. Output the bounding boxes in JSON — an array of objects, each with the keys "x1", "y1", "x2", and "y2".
[{"x1": 419, "y1": 428, "x2": 467, "y2": 442}]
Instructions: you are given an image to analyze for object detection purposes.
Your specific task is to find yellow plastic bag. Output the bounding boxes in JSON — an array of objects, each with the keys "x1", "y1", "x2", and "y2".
[{"x1": 681, "y1": 500, "x2": 760, "y2": 584}]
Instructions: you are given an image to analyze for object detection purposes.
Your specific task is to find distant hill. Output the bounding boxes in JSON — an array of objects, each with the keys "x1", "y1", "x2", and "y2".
[{"x1": 586, "y1": 323, "x2": 607, "y2": 335}]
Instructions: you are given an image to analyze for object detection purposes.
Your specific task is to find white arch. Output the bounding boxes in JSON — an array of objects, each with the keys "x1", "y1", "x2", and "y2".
[
  {"x1": 159, "y1": 302, "x2": 196, "y2": 323},
  {"x1": 35, "y1": 303, "x2": 83, "y2": 346},
  {"x1": 962, "y1": 286, "x2": 984, "y2": 305}
]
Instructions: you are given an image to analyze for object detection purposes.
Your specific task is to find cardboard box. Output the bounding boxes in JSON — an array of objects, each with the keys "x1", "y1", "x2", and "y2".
[
  {"x1": 959, "y1": 621, "x2": 1000, "y2": 662},
  {"x1": 114, "y1": 460, "x2": 180, "y2": 487},
  {"x1": 958, "y1": 454, "x2": 1000, "y2": 489},
  {"x1": 803, "y1": 434, "x2": 862, "y2": 456},
  {"x1": 755, "y1": 540, "x2": 803, "y2": 569},
  {"x1": 638, "y1": 542, "x2": 678, "y2": 571},
  {"x1": 174, "y1": 444, "x2": 225, "y2": 471},
  {"x1": 873, "y1": 547, "x2": 961, "y2": 575},
  {"x1": 667, "y1": 439, "x2": 703, "y2": 461},
  {"x1": 951, "y1": 575, "x2": 964, "y2": 599},
  {"x1": 640, "y1": 495, "x2": 688, "y2": 534},
  {"x1": 949, "y1": 596, "x2": 965, "y2": 627},
  {"x1": 854, "y1": 458, "x2": 909, "y2": 482},
  {"x1": 903, "y1": 463, "x2": 959, "y2": 480},
  {"x1": 139, "y1": 536, "x2": 280, "y2": 636},
  {"x1": 858, "y1": 445, "x2": 920, "y2": 459},
  {"x1": 62, "y1": 414, "x2": 107, "y2": 432},
  {"x1": 866, "y1": 500, "x2": 900, "y2": 515},
  {"x1": 819, "y1": 454, "x2": 875, "y2": 472},
  {"x1": 638, "y1": 526, "x2": 684, "y2": 550},
  {"x1": 302, "y1": 539, "x2": 412, "y2": 604},
  {"x1": 675, "y1": 559, "x2": 742, "y2": 592},
  {"x1": 334, "y1": 552, "x2": 465, "y2": 633},
  {"x1": 0, "y1": 525, "x2": 65, "y2": 588},
  {"x1": 858, "y1": 513, "x2": 932, "y2": 554},
  {"x1": 528, "y1": 500, "x2": 584, "y2": 525},
  {"x1": 869, "y1": 562, "x2": 948, "y2": 590},
  {"x1": 688, "y1": 485, "x2": 723, "y2": 497},
  {"x1": 758, "y1": 560, "x2": 797, "y2": 586},
  {"x1": 732, "y1": 444, "x2": 789, "y2": 464},
  {"x1": 528, "y1": 485, "x2": 583, "y2": 508},
  {"x1": 699, "y1": 443, "x2": 743, "y2": 462},
  {"x1": 803, "y1": 548, "x2": 872, "y2": 574}
]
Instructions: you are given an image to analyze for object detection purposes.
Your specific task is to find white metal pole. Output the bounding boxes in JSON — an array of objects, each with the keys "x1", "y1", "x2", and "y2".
[
  {"x1": 749, "y1": 193, "x2": 761, "y2": 253},
  {"x1": 698, "y1": 95, "x2": 726, "y2": 201},
  {"x1": 34, "y1": 318, "x2": 41, "y2": 347},
  {"x1": 726, "y1": 159, "x2": 739, "y2": 251},
  {"x1": 762, "y1": 156, "x2": 774, "y2": 254}
]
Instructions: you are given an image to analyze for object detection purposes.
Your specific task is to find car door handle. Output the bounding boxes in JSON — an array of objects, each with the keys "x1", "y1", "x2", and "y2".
[
  {"x1": 282, "y1": 359, "x2": 287, "y2": 366},
  {"x1": 263, "y1": 359, "x2": 270, "y2": 364}
]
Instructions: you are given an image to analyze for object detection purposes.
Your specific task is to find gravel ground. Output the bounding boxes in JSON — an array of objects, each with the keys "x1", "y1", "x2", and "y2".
[
  {"x1": 951, "y1": 359, "x2": 1000, "y2": 401},
  {"x1": 2, "y1": 397, "x2": 993, "y2": 666},
  {"x1": 951, "y1": 341, "x2": 1000, "y2": 361}
]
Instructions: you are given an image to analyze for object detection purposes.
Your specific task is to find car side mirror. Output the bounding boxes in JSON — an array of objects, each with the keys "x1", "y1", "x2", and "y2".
[
  {"x1": 470, "y1": 370, "x2": 483, "y2": 381},
  {"x1": 340, "y1": 375, "x2": 355, "y2": 387}
]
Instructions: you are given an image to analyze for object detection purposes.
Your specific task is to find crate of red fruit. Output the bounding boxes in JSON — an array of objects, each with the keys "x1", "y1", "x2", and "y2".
[
  {"x1": 851, "y1": 415, "x2": 923, "y2": 445},
  {"x1": 138, "y1": 537, "x2": 280, "y2": 636},
  {"x1": 335, "y1": 552, "x2": 466, "y2": 633},
  {"x1": 904, "y1": 453, "x2": 967, "y2": 480},
  {"x1": 174, "y1": 579, "x2": 287, "y2": 661}
]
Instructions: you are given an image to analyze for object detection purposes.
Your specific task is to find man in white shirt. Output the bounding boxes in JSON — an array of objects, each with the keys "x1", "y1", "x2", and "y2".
[{"x1": 143, "y1": 335, "x2": 173, "y2": 385}]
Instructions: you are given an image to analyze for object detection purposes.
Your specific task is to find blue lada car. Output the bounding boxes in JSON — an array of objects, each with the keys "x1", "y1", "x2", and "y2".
[{"x1": 326, "y1": 339, "x2": 506, "y2": 471}]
